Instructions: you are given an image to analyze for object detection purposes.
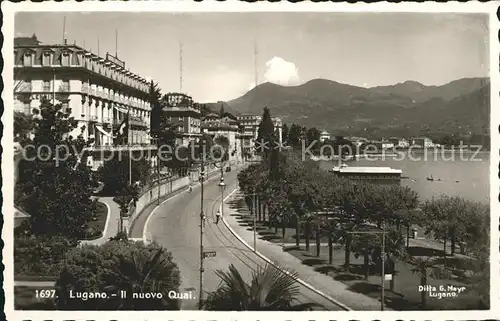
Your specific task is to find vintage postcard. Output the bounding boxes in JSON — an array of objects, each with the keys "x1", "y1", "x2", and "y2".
[{"x1": 3, "y1": 1, "x2": 499, "y2": 320}]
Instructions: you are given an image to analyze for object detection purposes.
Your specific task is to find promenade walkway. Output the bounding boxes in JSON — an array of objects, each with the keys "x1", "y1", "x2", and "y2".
[
  {"x1": 80, "y1": 197, "x2": 119, "y2": 246},
  {"x1": 222, "y1": 190, "x2": 385, "y2": 311}
]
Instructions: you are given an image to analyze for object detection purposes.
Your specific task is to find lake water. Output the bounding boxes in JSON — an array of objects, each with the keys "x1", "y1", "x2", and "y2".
[{"x1": 318, "y1": 151, "x2": 490, "y2": 204}]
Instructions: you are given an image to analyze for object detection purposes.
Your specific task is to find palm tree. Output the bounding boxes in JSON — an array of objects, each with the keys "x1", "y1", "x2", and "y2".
[
  {"x1": 410, "y1": 256, "x2": 436, "y2": 309},
  {"x1": 203, "y1": 264, "x2": 322, "y2": 311},
  {"x1": 105, "y1": 248, "x2": 181, "y2": 310}
]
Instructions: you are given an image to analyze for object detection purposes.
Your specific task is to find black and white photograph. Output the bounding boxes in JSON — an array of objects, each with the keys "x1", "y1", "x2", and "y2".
[{"x1": 4, "y1": 2, "x2": 499, "y2": 319}]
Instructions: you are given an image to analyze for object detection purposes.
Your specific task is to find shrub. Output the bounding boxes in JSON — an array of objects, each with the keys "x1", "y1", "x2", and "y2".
[
  {"x1": 15, "y1": 236, "x2": 73, "y2": 277},
  {"x1": 55, "y1": 240, "x2": 181, "y2": 310}
]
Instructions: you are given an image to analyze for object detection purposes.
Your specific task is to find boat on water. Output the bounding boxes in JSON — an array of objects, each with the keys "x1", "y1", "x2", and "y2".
[{"x1": 426, "y1": 175, "x2": 434, "y2": 181}]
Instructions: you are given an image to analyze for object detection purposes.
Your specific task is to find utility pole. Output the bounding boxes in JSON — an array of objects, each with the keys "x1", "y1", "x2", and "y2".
[
  {"x1": 381, "y1": 222, "x2": 386, "y2": 311},
  {"x1": 199, "y1": 142, "x2": 205, "y2": 309}
]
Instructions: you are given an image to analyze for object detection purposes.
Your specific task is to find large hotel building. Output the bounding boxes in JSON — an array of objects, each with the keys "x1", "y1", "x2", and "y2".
[{"x1": 14, "y1": 35, "x2": 156, "y2": 170}]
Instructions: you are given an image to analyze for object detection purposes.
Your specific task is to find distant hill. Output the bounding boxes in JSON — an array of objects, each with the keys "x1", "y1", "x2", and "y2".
[
  {"x1": 220, "y1": 77, "x2": 489, "y2": 137},
  {"x1": 203, "y1": 101, "x2": 241, "y2": 117},
  {"x1": 371, "y1": 77, "x2": 489, "y2": 103}
]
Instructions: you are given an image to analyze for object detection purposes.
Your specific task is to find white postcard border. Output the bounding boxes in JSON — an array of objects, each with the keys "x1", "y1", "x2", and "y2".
[{"x1": 2, "y1": 1, "x2": 499, "y2": 320}]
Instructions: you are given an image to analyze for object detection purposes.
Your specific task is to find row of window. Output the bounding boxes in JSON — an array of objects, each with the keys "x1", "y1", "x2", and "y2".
[{"x1": 17, "y1": 50, "x2": 148, "y2": 92}]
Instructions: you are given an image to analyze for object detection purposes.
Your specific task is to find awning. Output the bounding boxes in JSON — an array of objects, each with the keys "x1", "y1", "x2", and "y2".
[
  {"x1": 114, "y1": 105, "x2": 128, "y2": 113},
  {"x1": 95, "y1": 125, "x2": 113, "y2": 137}
]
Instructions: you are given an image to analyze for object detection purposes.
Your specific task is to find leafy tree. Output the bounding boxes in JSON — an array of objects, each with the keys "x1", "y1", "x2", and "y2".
[
  {"x1": 287, "y1": 123, "x2": 302, "y2": 148},
  {"x1": 203, "y1": 264, "x2": 321, "y2": 311},
  {"x1": 219, "y1": 104, "x2": 225, "y2": 116},
  {"x1": 350, "y1": 228, "x2": 380, "y2": 280},
  {"x1": 55, "y1": 240, "x2": 181, "y2": 310},
  {"x1": 14, "y1": 111, "x2": 33, "y2": 143},
  {"x1": 256, "y1": 107, "x2": 275, "y2": 159},
  {"x1": 305, "y1": 127, "x2": 321, "y2": 149},
  {"x1": 281, "y1": 123, "x2": 289, "y2": 143},
  {"x1": 97, "y1": 157, "x2": 152, "y2": 195},
  {"x1": 214, "y1": 135, "x2": 230, "y2": 161},
  {"x1": 15, "y1": 98, "x2": 97, "y2": 242}
]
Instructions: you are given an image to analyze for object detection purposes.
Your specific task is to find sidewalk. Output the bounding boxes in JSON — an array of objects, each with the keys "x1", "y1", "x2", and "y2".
[
  {"x1": 223, "y1": 191, "x2": 384, "y2": 311},
  {"x1": 80, "y1": 197, "x2": 119, "y2": 246}
]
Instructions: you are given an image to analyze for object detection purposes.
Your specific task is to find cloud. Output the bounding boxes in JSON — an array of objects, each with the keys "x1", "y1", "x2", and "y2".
[{"x1": 263, "y1": 56, "x2": 300, "y2": 86}]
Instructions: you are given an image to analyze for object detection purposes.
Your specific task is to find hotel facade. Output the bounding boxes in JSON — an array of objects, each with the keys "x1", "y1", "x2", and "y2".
[
  {"x1": 162, "y1": 92, "x2": 202, "y2": 146},
  {"x1": 14, "y1": 36, "x2": 156, "y2": 170}
]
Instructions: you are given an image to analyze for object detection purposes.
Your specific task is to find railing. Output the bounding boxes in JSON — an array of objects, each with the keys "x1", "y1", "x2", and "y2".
[
  {"x1": 102, "y1": 117, "x2": 112, "y2": 124},
  {"x1": 87, "y1": 144, "x2": 158, "y2": 151},
  {"x1": 89, "y1": 115, "x2": 98, "y2": 121},
  {"x1": 81, "y1": 86, "x2": 89, "y2": 94},
  {"x1": 90, "y1": 88, "x2": 96, "y2": 96}
]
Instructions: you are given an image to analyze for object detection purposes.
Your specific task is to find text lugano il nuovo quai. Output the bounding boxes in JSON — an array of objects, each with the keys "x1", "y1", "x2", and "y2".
[{"x1": 67, "y1": 290, "x2": 194, "y2": 301}]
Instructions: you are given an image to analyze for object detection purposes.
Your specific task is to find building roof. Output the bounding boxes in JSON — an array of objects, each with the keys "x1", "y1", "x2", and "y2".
[
  {"x1": 14, "y1": 35, "x2": 41, "y2": 46},
  {"x1": 331, "y1": 166, "x2": 402, "y2": 174}
]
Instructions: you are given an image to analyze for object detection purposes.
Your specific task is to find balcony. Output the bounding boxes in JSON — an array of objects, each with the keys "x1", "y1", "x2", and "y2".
[
  {"x1": 102, "y1": 117, "x2": 112, "y2": 124},
  {"x1": 81, "y1": 86, "x2": 89, "y2": 94},
  {"x1": 89, "y1": 115, "x2": 98, "y2": 122},
  {"x1": 59, "y1": 85, "x2": 70, "y2": 93},
  {"x1": 90, "y1": 88, "x2": 97, "y2": 96}
]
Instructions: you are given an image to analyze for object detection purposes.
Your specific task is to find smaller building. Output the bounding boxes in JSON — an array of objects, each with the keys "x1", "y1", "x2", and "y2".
[
  {"x1": 162, "y1": 92, "x2": 202, "y2": 146},
  {"x1": 201, "y1": 115, "x2": 242, "y2": 163},
  {"x1": 411, "y1": 137, "x2": 434, "y2": 148},
  {"x1": 329, "y1": 166, "x2": 402, "y2": 184},
  {"x1": 319, "y1": 130, "x2": 331, "y2": 142},
  {"x1": 388, "y1": 137, "x2": 410, "y2": 148}
]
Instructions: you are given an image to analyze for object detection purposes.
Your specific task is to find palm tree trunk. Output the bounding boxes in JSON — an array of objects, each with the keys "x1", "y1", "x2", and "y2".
[
  {"x1": 328, "y1": 234, "x2": 333, "y2": 264},
  {"x1": 364, "y1": 249, "x2": 369, "y2": 280},
  {"x1": 443, "y1": 238, "x2": 447, "y2": 268},
  {"x1": 305, "y1": 221, "x2": 310, "y2": 251},
  {"x1": 295, "y1": 214, "x2": 300, "y2": 247}
]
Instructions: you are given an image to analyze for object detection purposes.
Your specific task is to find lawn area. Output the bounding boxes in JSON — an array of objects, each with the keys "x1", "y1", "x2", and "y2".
[
  {"x1": 15, "y1": 286, "x2": 56, "y2": 310},
  {"x1": 228, "y1": 196, "x2": 485, "y2": 310},
  {"x1": 82, "y1": 201, "x2": 108, "y2": 240}
]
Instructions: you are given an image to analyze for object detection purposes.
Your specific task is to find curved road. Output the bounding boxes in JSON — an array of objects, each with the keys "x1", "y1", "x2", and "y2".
[{"x1": 144, "y1": 169, "x2": 344, "y2": 310}]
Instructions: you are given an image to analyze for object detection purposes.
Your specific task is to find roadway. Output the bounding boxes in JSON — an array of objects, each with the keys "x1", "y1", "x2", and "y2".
[{"x1": 143, "y1": 169, "x2": 345, "y2": 310}]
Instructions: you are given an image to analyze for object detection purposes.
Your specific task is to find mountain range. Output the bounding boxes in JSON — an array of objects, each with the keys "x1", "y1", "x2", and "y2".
[{"x1": 207, "y1": 77, "x2": 490, "y2": 137}]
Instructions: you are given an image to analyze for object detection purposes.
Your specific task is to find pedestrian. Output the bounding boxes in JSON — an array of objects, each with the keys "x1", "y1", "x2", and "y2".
[{"x1": 215, "y1": 210, "x2": 221, "y2": 224}]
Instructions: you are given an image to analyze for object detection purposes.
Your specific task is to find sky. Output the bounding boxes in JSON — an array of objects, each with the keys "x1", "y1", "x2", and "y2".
[{"x1": 15, "y1": 12, "x2": 489, "y2": 102}]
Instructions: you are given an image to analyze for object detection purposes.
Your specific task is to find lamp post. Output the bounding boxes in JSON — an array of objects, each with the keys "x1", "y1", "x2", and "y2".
[
  {"x1": 347, "y1": 222, "x2": 387, "y2": 311},
  {"x1": 198, "y1": 144, "x2": 206, "y2": 309},
  {"x1": 218, "y1": 175, "x2": 226, "y2": 217}
]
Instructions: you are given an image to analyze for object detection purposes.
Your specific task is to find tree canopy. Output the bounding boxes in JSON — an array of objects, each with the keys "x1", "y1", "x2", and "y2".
[{"x1": 15, "y1": 98, "x2": 97, "y2": 242}]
